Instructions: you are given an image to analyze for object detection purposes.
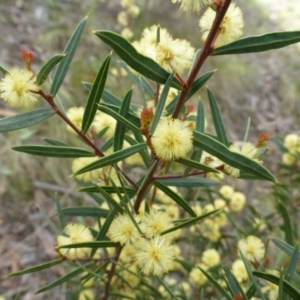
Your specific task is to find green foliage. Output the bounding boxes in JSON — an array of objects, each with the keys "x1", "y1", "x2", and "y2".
[{"x1": 2, "y1": 2, "x2": 300, "y2": 299}]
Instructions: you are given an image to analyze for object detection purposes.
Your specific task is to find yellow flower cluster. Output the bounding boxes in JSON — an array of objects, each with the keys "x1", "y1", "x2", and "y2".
[
  {"x1": 0, "y1": 68, "x2": 40, "y2": 108},
  {"x1": 151, "y1": 118, "x2": 193, "y2": 161},
  {"x1": 282, "y1": 133, "x2": 300, "y2": 166},
  {"x1": 171, "y1": 0, "x2": 212, "y2": 12},
  {"x1": 108, "y1": 209, "x2": 177, "y2": 276},
  {"x1": 56, "y1": 223, "x2": 94, "y2": 260},
  {"x1": 199, "y1": 3, "x2": 244, "y2": 47},
  {"x1": 132, "y1": 25, "x2": 195, "y2": 73},
  {"x1": 117, "y1": 0, "x2": 140, "y2": 40}
]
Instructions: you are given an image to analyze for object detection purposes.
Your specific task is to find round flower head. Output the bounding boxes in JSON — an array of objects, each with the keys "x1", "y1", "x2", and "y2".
[
  {"x1": 78, "y1": 289, "x2": 95, "y2": 300},
  {"x1": 92, "y1": 111, "x2": 117, "y2": 138},
  {"x1": 71, "y1": 157, "x2": 102, "y2": 183},
  {"x1": 230, "y1": 191, "x2": 246, "y2": 212},
  {"x1": 56, "y1": 223, "x2": 94, "y2": 260},
  {"x1": 219, "y1": 185, "x2": 234, "y2": 200},
  {"x1": 224, "y1": 142, "x2": 260, "y2": 178},
  {"x1": 172, "y1": 0, "x2": 212, "y2": 12},
  {"x1": 201, "y1": 248, "x2": 220, "y2": 268},
  {"x1": 199, "y1": 3, "x2": 244, "y2": 47},
  {"x1": 108, "y1": 214, "x2": 141, "y2": 245},
  {"x1": 282, "y1": 152, "x2": 296, "y2": 166},
  {"x1": 66, "y1": 106, "x2": 85, "y2": 133},
  {"x1": 231, "y1": 259, "x2": 248, "y2": 283},
  {"x1": 156, "y1": 38, "x2": 195, "y2": 73},
  {"x1": 284, "y1": 133, "x2": 300, "y2": 149},
  {"x1": 141, "y1": 210, "x2": 174, "y2": 239},
  {"x1": 0, "y1": 68, "x2": 40, "y2": 108},
  {"x1": 238, "y1": 235, "x2": 265, "y2": 263},
  {"x1": 135, "y1": 235, "x2": 175, "y2": 275},
  {"x1": 189, "y1": 264, "x2": 208, "y2": 287},
  {"x1": 151, "y1": 118, "x2": 193, "y2": 160}
]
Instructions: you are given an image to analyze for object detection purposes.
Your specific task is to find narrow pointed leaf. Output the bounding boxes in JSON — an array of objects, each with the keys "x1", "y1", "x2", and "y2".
[
  {"x1": 120, "y1": 61, "x2": 154, "y2": 98},
  {"x1": 74, "y1": 143, "x2": 146, "y2": 175},
  {"x1": 12, "y1": 145, "x2": 95, "y2": 158},
  {"x1": 277, "y1": 200, "x2": 294, "y2": 246},
  {"x1": 193, "y1": 131, "x2": 276, "y2": 182},
  {"x1": 187, "y1": 70, "x2": 215, "y2": 99},
  {"x1": 207, "y1": 88, "x2": 229, "y2": 147},
  {"x1": 8, "y1": 259, "x2": 62, "y2": 277},
  {"x1": 154, "y1": 181, "x2": 197, "y2": 217},
  {"x1": 55, "y1": 195, "x2": 66, "y2": 229},
  {"x1": 223, "y1": 266, "x2": 244, "y2": 297},
  {"x1": 239, "y1": 251, "x2": 266, "y2": 299},
  {"x1": 98, "y1": 104, "x2": 140, "y2": 133},
  {"x1": 114, "y1": 89, "x2": 132, "y2": 151},
  {"x1": 150, "y1": 73, "x2": 174, "y2": 133},
  {"x1": 35, "y1": 264, "x2": 93, "y2": 294},
  {"x1": 62, "y1": 206, "x2": 110, "y2": 217},
  {"x1": 272, "y1": 238, "x2": 299, "y2": 259},
  {"x1": 58, "y1": 241, "x2": 119, "y2": 249},
  {"x1": 156, "y1": 177, "x2": 220, "y2": 187},
  {"x1": 161, "y1": 209, "x2": 219, "y2": 235},
  {"x1": 88, "y1": 185, "x2": 124, "y2": 213},
  {"x1": 253, "y1": 271, "x2": 300, "y2": 299},
  {"x1": 176, "y1": 157, "x2": 219, "y2": 173},
  {"x1": 51, "y1": 16, "x2": 87, "y2": 95},
  {"x1": 198, "y1": 267, "x2": 232, "y2": 300},
  {"x1": 79, "y1": 185, "x2": 137, "y2": 195},
  {"x1": 43, "y1": 138, "x2": 70, "y2": 147},
  {"x1": 285, "y1": 245, "x2": 299, "y2": 282},
  {"x1": 0, "y1": 108, "x2": 55, "y2": 132},
  {"x1": 94, "y1": 30, "x2": 182, "y2": 89},
  {"x1": 82, "y1": 54, "x2": 111, "y2": 133},
  {"x1": 213, "y1": 31, "x2": 300, "y2": 56},
  {"x1": 36, "y1": 54, "x2": 66, "y2": 85},
  {"x1": 0, "y1": 65, "x2": 9, "y2": 75}
]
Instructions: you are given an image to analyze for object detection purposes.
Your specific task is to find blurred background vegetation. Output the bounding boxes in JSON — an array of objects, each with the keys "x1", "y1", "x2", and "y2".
[{"x1": 0, "y1": 0, "x2": 299, "y2": 298}]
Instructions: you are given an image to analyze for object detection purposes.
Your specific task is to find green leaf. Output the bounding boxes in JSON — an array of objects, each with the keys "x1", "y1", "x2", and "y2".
[
  {"x1": 58, "y1": 241, "x2": 119, "y2": 249},
  {"x1": 98, "y1": 104, "x2": 140, "y2": 133},
  {"x1": 79, "y1": 185, "x2": 137, "y2": 195},
  {"x1": 161, "y1": 209, "x2": 219, "y2": 235},
  {"x1": 51, "y1": 16, "x2": 87, "y2": 96},
  {"x1": 36, "y1": 54, "x2": 66, "y2": 85},
  {"x1": 114, "y1": 89, "x2": 132, "y2": 151},
  {"x1": 193, "y1": 131, "x2": 276, "y2": 182},
  {"x1": 213, "y1": 31, "x2": 300, "y2": 56},
  {"x1": 8, "y1": 259, "x2": 62, "y2": 277},
  {"x1": 91, "y1": 185, "x2": 124, "y2": 213},
  {"x1": 176, "y1": 157, "x2": 219, "y2": 173},
  {"x1": 253, "y1": 271, "x2": 300, "y2": 299},
  {"x1": 35, "y1": 263, "x2": 93, "y2": 294},
  {"x1": 74, "y1": 143, "x2": 146, "y2": 175},
  {"x1": 94, "y1": 30, "x2": 182, "y2": 89},
  {"x1": 12, "y1": 145, "x2": 95, "y2": 158},
  {"x1": 0, "y1": 65, "x2": 9, "y2": 75},
  {"x1": 165, "y1": 71, "x2": 214, "y2": 114},
  {"x1": 285, "y1": 245, "x2": 299, "y2": 282},
  {"x1": 207, "y1": 88, "x2": 229, "y2": 147},
  {"x1": 187, "y1": 70, "x2": 215, "y2": 100},
  {"x1": 198, "y1": 267, "x2": 232, "y2": 300},
  {"x1": 82, "y1": 54, "x2": 112, "y2": 133},
  {"x1": 154, "y1": 181, "x2": 197, "y2": 217},
  {"x1": 119, "y1": 61, "x2": 154, "y2": 98},
  {"x1": 156, "y1": 177, "x2": 220, "y2": 188},
  {"x1": 43, "y1": 138, "x2": 70, "y2": 147},
  {"x1": 150, "y1": 73, "x2": 174, "y2": 133},
  {"x1": 62, "y1": 206, "x2": 109, "y2": 217},
  {"x1": 0, "y1": 108, "x2": 55, "y2": 132},
  {"x1": 272, "y1": 238, "x2": 299, "y2": 259},
  {"x1": 222, "y1": 266, "x2": 245, "y2": 298},
  {"x1": 239, "y1": 251, "x2": 266, "y2": 299},
  {"x1": 277, "y1": 200, "x2": 294, "y2": 246}
]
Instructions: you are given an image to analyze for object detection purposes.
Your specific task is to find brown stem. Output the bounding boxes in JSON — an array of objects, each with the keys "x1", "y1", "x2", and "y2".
[
  {"x1": 172, "y1": 0, "x2": 232, "y2": 119},
  {"x1": 103, "y1": 246, "x2": 122, "y2": 300},
  {"x1": 37, "y1": 90, "x2": 139, "y2": 189}
]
